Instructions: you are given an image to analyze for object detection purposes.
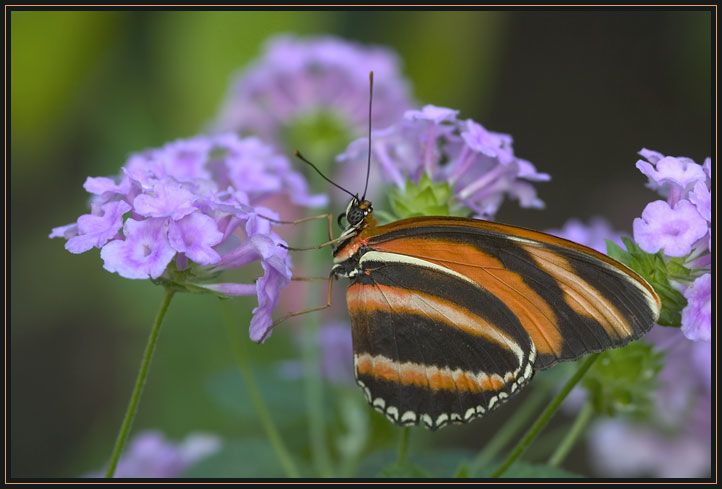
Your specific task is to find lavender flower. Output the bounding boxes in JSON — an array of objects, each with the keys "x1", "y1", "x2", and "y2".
[
  {"x1": 87, "y1": 431, "x2": 221, "y2": 478},
  {"x1": 633, "y1": 200, "x2": 708, "y2": 257},
  {"x1": 278, "y1": 321, "x2": 355, "y2": 386},
  {"x1": 213, "y1": 35, "x2": 413, "y2": 151},
  {"x1": 636, "y1": 149, "x2": 708, "y2": 206},
  {"x1": 51, "y1": 134, "x2": 326, "y2": 342},
  {"x1": 680, "y1": 273, "x2": 711, "y2": 342},
  {"x1": 337, "y1": 105, "x2": 549, "y2": 219}
]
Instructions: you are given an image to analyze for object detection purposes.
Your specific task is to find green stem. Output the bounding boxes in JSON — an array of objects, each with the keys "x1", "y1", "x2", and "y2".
[
  {"x1": 490, "y1": 353, "x2": 600, "y2": 478},
  {"x1": 301, "y1": 299, "x2": 334, "y2": 477},
  {"x1": 223, "y1": 304, "x2": 301, "y2": 478},
  {"x1": 106, "y1": 288, "x2": 175, "y2": 478},
  {"x1": 548, "y1": 401, "x2": 594, "y2": 467},
  {"x1": 471, "y1": 386, "x2": 548, "y2": 473},
  {"x1": 301, "y1": 230, "x2": 334, "y2": 478},
  {"x1": 397, "y1": 428, "x2": 410, "y2": 464}
]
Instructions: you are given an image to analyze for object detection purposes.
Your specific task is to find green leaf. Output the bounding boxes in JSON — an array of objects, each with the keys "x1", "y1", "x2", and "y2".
[
  {"x1": 384, "y1": 174, "x2": 470, "y2": 220},
  {"x1": 582, "y1": 341, "x2": 664, "y2": 418},
  {"x1": 605, "y1": 240, "x2": 627, "y2": 263}
]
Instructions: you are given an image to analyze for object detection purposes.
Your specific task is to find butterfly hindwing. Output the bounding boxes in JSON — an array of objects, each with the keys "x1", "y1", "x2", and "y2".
[{"x1": 347, "y1": 252, "x2": 536, "y2": 429}]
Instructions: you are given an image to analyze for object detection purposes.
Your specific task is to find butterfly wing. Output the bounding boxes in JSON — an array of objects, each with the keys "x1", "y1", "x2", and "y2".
[
  {"x1": 348, "y1": 254, "x2": 536, "y2": 429},
  {"x1": 361, "y1": 217, "x2": 661, "y2": 369}
]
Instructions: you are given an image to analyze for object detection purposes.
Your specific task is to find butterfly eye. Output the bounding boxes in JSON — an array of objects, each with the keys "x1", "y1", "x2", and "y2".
[
  {"x1": 347, "y1": 206, "x2": 366, "y2": 226},
  {"x1": 337, "y1": 212, "x2": 347, "y2": 229}
]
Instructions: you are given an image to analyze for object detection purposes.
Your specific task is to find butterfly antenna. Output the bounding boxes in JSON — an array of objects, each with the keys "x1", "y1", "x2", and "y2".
[
  {"x1": 294, "y1": 151, "x2": 356, "y2": 199},
  {"x1": 361, "y1": 71, "x2": 373, "y2": 201}
]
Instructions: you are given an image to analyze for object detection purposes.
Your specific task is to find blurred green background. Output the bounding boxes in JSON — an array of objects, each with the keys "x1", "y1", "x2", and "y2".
[{"x1": 10, "y1": 10, "x2": 711, "y2": 478}]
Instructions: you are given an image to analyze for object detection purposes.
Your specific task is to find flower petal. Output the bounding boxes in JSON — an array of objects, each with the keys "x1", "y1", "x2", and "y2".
[
  {"x1": 101, "y1": 218, "x2": 176, "y2": 279},
  {"x1": 168, "y1": 213, "x2": 223, "y2": 265}
]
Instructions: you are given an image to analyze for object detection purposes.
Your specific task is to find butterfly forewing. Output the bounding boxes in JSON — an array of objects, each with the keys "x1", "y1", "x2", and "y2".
[{"x1": 364, "y1": 217, "x2": 660, "y2": 369}]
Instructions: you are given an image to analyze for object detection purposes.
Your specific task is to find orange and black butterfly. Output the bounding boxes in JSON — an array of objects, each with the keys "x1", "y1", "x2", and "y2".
[
  {"x1": 294, "y1": 74, "x2": 660, "y2": 430},
  {"x1": 326, "y1": 198, "x2": 660, "y2": 430}
]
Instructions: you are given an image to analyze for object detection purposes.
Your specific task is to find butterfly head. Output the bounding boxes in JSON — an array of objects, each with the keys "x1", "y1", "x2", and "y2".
[
  {"x1": 346, "y1": 197, "x2": 373, "y2": 226},
  {"x1": 340, "y1": 196, "x2": 373, "y2": 231}
]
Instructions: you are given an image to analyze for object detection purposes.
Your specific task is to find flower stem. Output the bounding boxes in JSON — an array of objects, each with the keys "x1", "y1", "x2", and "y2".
[
  {"x1": 490, "y1": 353, "x2": 600, "y2": 478},
  {"x1": 548, "y1": 401, "x2": 594, "y2": 467},
  {"x1": 223, "y1": 304, "x2": 301, "y2": 478},
  {"x1": 301, "y1": 297, "x2": 334, "y2": 477},
  {"x1": 397, "y1": 427, "x2": 410, "y2": 464},
  {"x1": 471, "y1": 386, "x2": 548, "y2": 473},
  {"x1": 301, "y1": 236, "x2": 334, "y2": 478},
  {"x1": 105, "y1": 288, "x2": 175, "y2": 478}
]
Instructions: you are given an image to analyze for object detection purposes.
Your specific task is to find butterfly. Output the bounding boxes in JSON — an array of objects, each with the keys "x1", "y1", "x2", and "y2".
[
  {"x1": 323, "y1": 195, "x2": 660, "y2": 430},
  {"x1": 289, "y1": 74, "x2": 660, "y2": 430}
]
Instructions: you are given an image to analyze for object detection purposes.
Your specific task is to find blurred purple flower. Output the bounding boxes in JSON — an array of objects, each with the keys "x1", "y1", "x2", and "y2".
[
  {"x1": 213, "y1": 35, "x2": 413, "y2": 148},
  {"x1": 680, "y1": 273, "x2": 711, "y2": 342},
  {"x1": 51, "y1": 134, "x2": 326, "y2": 342},
  {"x1": 337, "y1": 105, "x2": 549, "y2": 219},
  {"x1": 87, "y1": 431, "x2": 221, "y2": 478},
  {"x1": 588, "y1": 327, "x2": 711, "y2": 478},
  {"x1": 546, "y1": 217, "x2": 626, "y2": 254},
  {"x1": 279, "y1": 321, "x2": 355, "y2": 385},
  {"x1": 319, "y1": 321, "x2": 355, "y2": 385}
]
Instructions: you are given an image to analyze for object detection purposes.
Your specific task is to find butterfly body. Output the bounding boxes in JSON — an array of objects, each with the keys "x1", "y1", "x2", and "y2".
[{"x1": 331, "y1": 198, "x2": 661, "y2": 430}]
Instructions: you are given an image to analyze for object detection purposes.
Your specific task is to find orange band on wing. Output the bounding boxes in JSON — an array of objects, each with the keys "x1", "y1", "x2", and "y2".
[
  {"x1": 370, "y1": 238, "x2": 564, "y2": 357},
  {"x1": 356, "y1": 353, "x2": 509, "y2": 393},
  {"x1": 523, "y1": 246, "x2": 633, "y2": 338}
]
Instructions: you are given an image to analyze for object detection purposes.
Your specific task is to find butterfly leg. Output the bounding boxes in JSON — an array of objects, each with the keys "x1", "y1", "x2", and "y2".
[
  {"x1": 269, "y1": 273, "x2": 335, "y2": 329},
  {"x1": 281, "y1": 235, "x2": 348, "y2": 251}
]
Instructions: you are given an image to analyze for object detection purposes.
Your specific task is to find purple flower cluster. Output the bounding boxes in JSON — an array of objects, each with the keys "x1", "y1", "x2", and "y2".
[
  {"x1": 50, "y1": 134, "x2": 326, "y2": 342},
  {"x1": 337, "y1": 105, "x2": 549, "y2": 219},
  {"x1": 87, "y1": 430, "x2": 221, "y2": 478},
  {"x1": 634, "y1": 149, "x2": 711, "y2": 257},
  {"x1": 633, "y1": 148, "x2": 711, "y2": 343},
  {"x1": 213, "y1": 35, "x2": 413, "y2": 147}
]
